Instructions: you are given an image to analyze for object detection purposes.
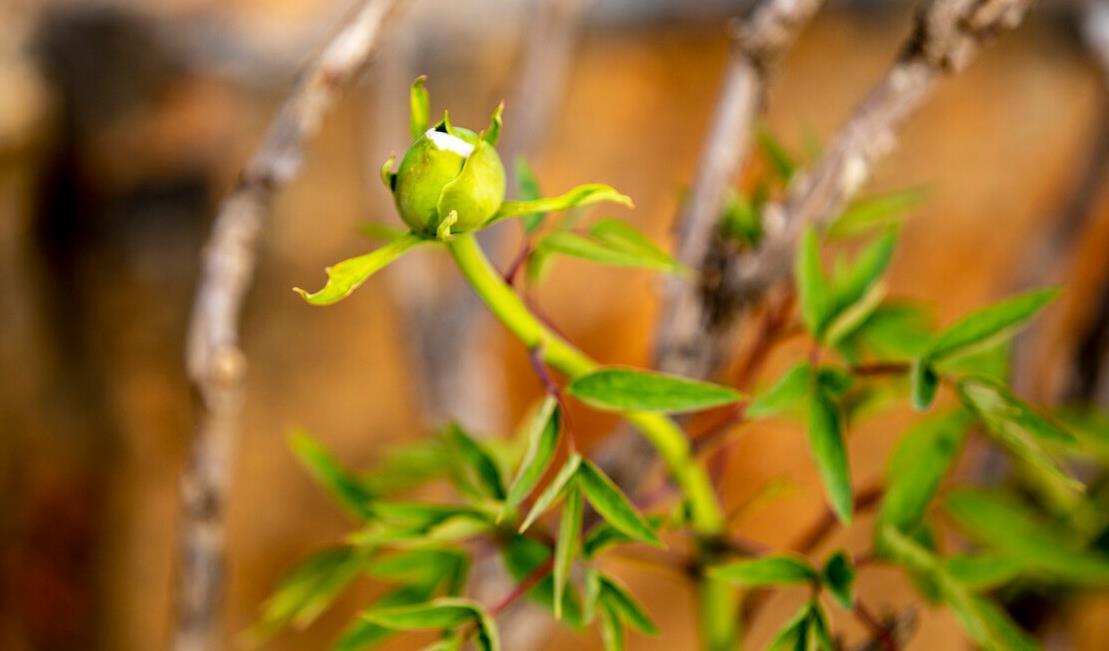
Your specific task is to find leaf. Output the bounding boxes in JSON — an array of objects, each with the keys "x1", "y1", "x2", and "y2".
[
  {"x1": 796, "y1": 227, "x2": 835, "y2": 338},
  {"x1": 821, "y1": 551, "x2": 855, "y2": 609},
  {"x1": 365, "y1": 440, "x2": 451, "y2": 495},
  {"x1": 538, "y1": 231, "x2": 679, "y2": 273},
  {"x1": 588, "y1": 218, "x2": 679, "y2": 269},
  {"x1": 598, "y1": 600, "x2": 625, "y2": 651},
  {"x1": 925, "y1": 288, "x2": 1058, "y2": 362},
  {"x1": 370, "y1": 550, "x2": 468, "y2": 593},
  {"x1": 295, "y1": 233, "x2": 428, "y2": 305},
  {"x1": 583, "y1": 568, "x2": 602, "y2": 624},
  {"x1": 500, "y1": 534, "x2": 583, "y2": 626},
  {"x1": 519, "y1": 453, "x2": 581, "y2": 533},
  {"x1": 599, "y1": 575, "x2": 658, "y2": 635},
  {"x1": 514, "y1": 158, "x2": 545, "y2": 233},
  {"x1": 333, "y1": 583, "x2": 440, "y2": 651},
  {"x1": 825, "y1": 231, "x2": 897, "y2": 344},
  {"x1": 943, "y1": 489, "x2": 1109, "y2": 584},
  {"x1": 489, "y1": 184, "x2": 633, "y2": 225},
  {"x1": 582, "y1": 517, "x2": 663, "y2": 559},
  {"x1": 711, "y1": 554, "x2": 818, "y2": 587},
  {"x1": 878, "y1": 409, "x2": 971, "y2": 533},
  {"x1": 364, "y1": 598, "x2": 499, "y2": 651},
  {"x1": 503, "y1": 397, "x2": 560, "y2": 512},
  {"x1": 251, "y1": 546, "x2": 368, "y2": 640},
  {"x1": 807, "y1": 388, "x2": 853, "y2": 524},
  {"x1": 568, "y1": 367, "x2": 742, "y2": 414},
  {"x1": 766, "y1": 603, "x2": 810, "y2": 651},
  {"x1": 444, "y1": 424, "x2": 506, "y2": 501},
  {"x1": 757, "y1": 128, "x2": 797, "y2": 182},
  {"x1": 958, "y1": 377, "x2": 1083, "y2": 494},
  {"x1": 838, "y1": 302, "x2": 933, "y2": 361},
  {"x1": 970, "y1": 596, "x2": 1041, "y2": 651},
  {"x1": 554, "y1": 482, "x2": 582, "y2": 620},
  {"x1": 806, "y1": 601, "x2": 836, "y2": 651},
  {"x1": 410, "y1": 76, "x2": 430, "y2": 141},
  {"x1": 578, "y1": 459, "x2": 661, "y2": 546},
  {"x1": 944, "y1": 555, "x2": 1023, "y2": 592},
  {"x1": 747, "y1": 363, "x2": 811, "y2": 419},
  {"x1": 483, "y1": 101, "x2": 503, "y2": 146},
  {"x1": 827, "y1": 187, "x2": 927, "y2": 239},
  {"x1": 910, "y1": 359, "x2": 939, "y2": 411},
  {"x1": 289, "y1": 430, "x2": 374, "y2": 520}
]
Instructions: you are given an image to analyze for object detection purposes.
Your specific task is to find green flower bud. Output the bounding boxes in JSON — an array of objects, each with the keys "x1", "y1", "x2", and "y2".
[{"x1": 387, "y1": 109, "x2": 506, "y2": 237}]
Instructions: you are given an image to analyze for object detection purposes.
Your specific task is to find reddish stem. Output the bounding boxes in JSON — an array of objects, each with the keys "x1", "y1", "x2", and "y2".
[
  {"x1": 488, "y1": 557, "x2": 554, "y2": 617},
  {"x1": 854, "y1": 599, "x2": 900, "y2": 651}
]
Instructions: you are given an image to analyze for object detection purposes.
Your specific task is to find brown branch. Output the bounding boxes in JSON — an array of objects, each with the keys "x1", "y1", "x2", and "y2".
[
  {"x1": 854, "y1": 599, "x2": 901, "y2": 651},
  {"x1": 172, "y1": 2, "x2": 400, "y2": 650},
  {"x1": 790, "y1": 483, "x2": 883, "y2": 555}
]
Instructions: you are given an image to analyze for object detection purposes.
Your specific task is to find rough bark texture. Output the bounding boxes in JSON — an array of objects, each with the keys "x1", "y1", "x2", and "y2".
[{"x1": 173, "y1": 2, "x2": 399, "y2": 649}]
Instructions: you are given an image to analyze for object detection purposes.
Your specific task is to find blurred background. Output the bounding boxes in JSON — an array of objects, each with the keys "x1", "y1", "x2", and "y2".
[{"x1": 1, "y1": 0, "x2": 1107, "y2": 649}]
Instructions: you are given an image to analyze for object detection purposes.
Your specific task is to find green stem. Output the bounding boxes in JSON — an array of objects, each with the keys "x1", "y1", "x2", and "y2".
[{"x1": 446, "y1": 233, "x2": 724, "y2": 536}]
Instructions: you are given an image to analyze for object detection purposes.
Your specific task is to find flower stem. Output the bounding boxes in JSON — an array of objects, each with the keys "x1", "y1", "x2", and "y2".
[{"x1": 446, "y1": 233, "x2": 725, "y2": 535}]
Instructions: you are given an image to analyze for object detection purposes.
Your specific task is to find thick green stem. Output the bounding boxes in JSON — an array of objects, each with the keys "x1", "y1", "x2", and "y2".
[{"x1": 446, "y1": 233, "x2": 725, "y2": 535}]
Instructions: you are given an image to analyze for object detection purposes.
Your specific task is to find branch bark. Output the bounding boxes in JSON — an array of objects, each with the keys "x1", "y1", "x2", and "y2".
[{"x1": 173, "y1": 2, "x2": 399, "y2": 649}]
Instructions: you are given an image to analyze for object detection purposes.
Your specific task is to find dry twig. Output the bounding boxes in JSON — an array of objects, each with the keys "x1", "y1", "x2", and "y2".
[{"x1": 173, "y1": 2, "x2": 399, "y2": 649}]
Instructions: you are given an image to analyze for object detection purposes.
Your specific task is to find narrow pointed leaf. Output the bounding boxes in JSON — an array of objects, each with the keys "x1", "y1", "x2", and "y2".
[
  {"x1": 578, "y1": 460, "x2": 660, "y2": 546},
  {"x1": 364, "y1": 598, "x2": 499, "y2": 651},
  {"x1": 503, "y1": 397, "x2": 560, "y2": 511},
  {"x1": 796, "y1": 227, "x2": 834, "y2": 338},
  {"x1": 539, "y1": 231, "x2": 679, "y2": 273},
  {"x1": 748, "y1": 363, "x2": 811, "y2": 418},
  {"x1": 599, "y1": 576, "x2": 658, "y2": 635},
  {"x1": 711, "y1": 555, "x2": 818, "y2": 587},
  {"x1": 295, "y1": 233, "x2": 427, "y2": 305},
  {"x1": 910, "y1": 359, "x2": 939, "y2": 411},
  {"x1": 483, "y1": 101, "x2": 503, "y2": 145},
  {"x1": 251, "y1": 546, "x2": 367, "y2": 640},
  {"x1": 444, "y1": 423, "x2": 505, "y2": 500},
  {"x1": 598, "y1": 600, "x2": 625, "y2": 651},
  {"x1": 289, "y1": 430, "x2": 374, "y2": 520},
  {"x1": 766, "y1": 603, "x2": 810, "y2": 651},
  {"x1": 925, "y1": 288, "x2": 1058, "y2": 361},
  {"x1": 409, "y1": 76, "x2": 430, "y2": 141},
  {"x1": 878, "y1": 409, "x2": 971, "y2": 532},
  {"x1": 554, "y1": 482, "x2": 582, "y2": 619},
  {"x1": 828, "y1": 187, "x2": 927, "y2": 239},
  {"x1": 489, "y1": 184, "x2": 633, "y2": 224},
  {"x1": 583, "y1": 516, "x2": 663, "y2": 559},
  {"x1": 519, "y1": 453, "x2": 581, "y2": 533},
  {"x1": 514, "y1": 157, "x2": 545, "y2": 233},
  {"x1": 333, "y1": 583, "x2": 439, "y2": 651},
  {"x1": 944, "y1": 555, "x2": 1023, "y2": 592},
  {"x1": 589, "y1": 218, "x2": 679, "y2": 268},
  {"x1": 500, "y1": 534, "x2": 583, "y2": 626},
  {"x1": 808, "y1": 388, "x2": 853, "y2": 523},
  {"x1": 807, "y1": 601, "x2": 836, "y2": 651},
  {"x1": 757, "y1": 128, "x2": 797, "y2": 182},
  {"x1": 568, "y1": 367, "x2": 742, "y2": 414},
  {"x1": 944, "y1": 489, "x2": 1109, "y2": 584},
  {"x1": 821, "y1": 551, "x2": 855, "y2": 609},
  {"x1": 583, "y1": 568, "x2": 602, "y2": 624}
]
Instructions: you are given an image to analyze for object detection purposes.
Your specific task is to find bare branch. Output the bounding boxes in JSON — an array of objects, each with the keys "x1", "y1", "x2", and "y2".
[{"x1": 173, "y1": 2, "x2": 400, "y2": 649}]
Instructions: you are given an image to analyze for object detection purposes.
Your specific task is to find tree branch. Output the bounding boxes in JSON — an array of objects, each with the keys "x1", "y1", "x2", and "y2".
[{"x1": 172, "y1": 2, "x2": 400, "y2": 649}]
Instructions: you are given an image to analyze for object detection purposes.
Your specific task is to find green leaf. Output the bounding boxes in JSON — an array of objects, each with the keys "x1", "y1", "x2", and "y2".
[
  {"x1": 925, "y1": 288, "x2": 1058, "y2": 362},
  {"x1": 364, "y1": 598, "x2": 499, "y2": 651},
  {"x1": 806, "y1": 601, "x2": 835, "y2": 651},
  {"x1": 578, "y1": 459, "x2": 661, "y2": 546},
  {"x1": 489, "y1": 184, "x2": 633, "y2": 225},
  {"x1": 957, "y1": 377, "x2": 1083, "y2": 494},
  {"x1": 500, "y1": 534, "x2": 583, "y2": 626},
  {"x1": 719, "y1": 192, "x2": 763, "y2": 246},
  {"x1": 838, "y1": 303, "x2": 933, "y2": 361},
  {"x1": 568, "y1": 367, "x2": 742, "y2": 414},
  {"x1": 825, "y1": 231, "x2": 897, "y2": 344},
  {"x1": 970, "y1": 596, "x2": 1041, "y2": 651},
  {"x1": 444, "y1": 424, "x2": 506, "y2": 501},
  {"x1": 333, "y1": 583, "x2": 440, "y2": 651},
  {"x1": 483, "y1": 101, "x2": 503, "y2": 146},
  {"x1": 582, "y1": 516, "x2": 663, "y2": 559},
  {"x1": 807, "y1": 388, "x2": 853, "y2": 524},
  {"x1": 514, "y1": 158, "x2": 545, "y2": 233},
  {"x1": 766, "y1": 603, "x2": 810, "y2": 651},
  {"x1": 554, "y1": 482, "x2": 582, "y2": 620},
  {"x1": 821, "y1": 551, "x2": 855, "y2": 609},
  {"x1": 295, "y1": 233, "x2": 428, "y2": 305},
  {"x1": 827, "y1": 187, "x2": 927, "y2": 239},
  {"x1": 910, "y1": 359, "x2": 939, "y2": 411},
  {"x1": 878, "y1": 409, "x2": 971, "y2": 532},
  {"x1": 538, "y1": 231, "x2": 679, "y2": 273},
  {"x1": 252, "y1": 546, "x2": 368, "y2": 640},
  {"x1": 944, "y1": 489, "x2": 1109, "y2": 584},
  {"x1": 757, "y1": 127, "x2": 797, "y2": 182},
  {"x1": 599, "y1": 575, "x2": 658, "y2": 635},
  {"x1": 289, "y1": 430, "x2": 374, "y2": 520},
  {"x1": 598, "y1": 600, "x2": 625, "y2": 651},
  {"x1": 583, "y1": 568, "x2": 602, "y2": 624},
  {"x1": 519, "y1": 453, "x2": 581, "y2": 533},
  {"x1": 410, "y1": 76, "x2": 430, "y2": 141},
  {"x1": 370, "y1": 550, "x2": 468, "y2": 594},
  {"x1": 748, "y1": 363, "x2": 811, "y2": 419},
  {"x1": 364, "y1": 440, "x2": 451, "y2": 495},
  {"x1": 503, "y1": 397, "x2": 560, "y2": 513},
  {"x1": 796, "y1": 227, "x2": 835, "y2": 338},
  {"x1": 589, "y1": 218, "x2": 680, "y2": 270},
  {"x1": 944, "y1": 555, "x2": 1023, "y2": 592},
  {"x1": 711, "y1": 554, "x2": 818, "y2": 587}
]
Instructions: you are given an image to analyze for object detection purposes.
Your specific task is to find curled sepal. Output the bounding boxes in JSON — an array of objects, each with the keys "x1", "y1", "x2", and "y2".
[
  {"x1": 437, "y1": 210, "x2": 458, "y2": 241},
  {"x1": 295, "y1": 232, "x2": 427, "y2": 305},
  {"x1": 487, "y1": 184, "x2": 633, "y2": 226},
  {"x1": 409, "y1": 75, "x2": 430, "y2": 141},
  {"x1": 483, "y1": 101, "x2": 504, "y2": 146},
  {"x1": 380, "y1": 154, "x2": 397, "y2": 192}
]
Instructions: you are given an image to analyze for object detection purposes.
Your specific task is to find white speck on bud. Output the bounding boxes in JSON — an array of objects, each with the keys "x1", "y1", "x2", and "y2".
[{"x1": 426, "y1": 128, "x2": 474, "y2": 158}]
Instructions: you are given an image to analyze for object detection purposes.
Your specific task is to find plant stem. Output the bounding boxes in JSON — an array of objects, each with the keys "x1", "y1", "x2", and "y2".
[{"x1": 446, "y1": 233, "x2": 725, "y2": 536}]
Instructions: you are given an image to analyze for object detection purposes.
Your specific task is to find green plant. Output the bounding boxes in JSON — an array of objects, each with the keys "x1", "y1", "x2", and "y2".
[{"x1": 254, "y1": 79, "x2": 1109, "y2": 651}]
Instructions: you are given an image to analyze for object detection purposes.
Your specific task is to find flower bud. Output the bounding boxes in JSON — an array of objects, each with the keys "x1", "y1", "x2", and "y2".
[{"x1": 388, "y1": 111, "x2": 506, "y2": 237}]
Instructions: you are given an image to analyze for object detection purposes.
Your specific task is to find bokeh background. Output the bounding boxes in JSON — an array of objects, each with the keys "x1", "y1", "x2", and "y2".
[{"x1": 2, "y1": 0, "x2": 1108, "y2": 649}]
